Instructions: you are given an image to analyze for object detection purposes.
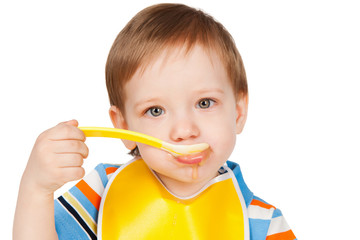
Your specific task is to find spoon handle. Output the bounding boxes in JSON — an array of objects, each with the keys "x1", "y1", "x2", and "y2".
[{"x1": 79, "y1": 127, "x2": 163, "y2": 149}]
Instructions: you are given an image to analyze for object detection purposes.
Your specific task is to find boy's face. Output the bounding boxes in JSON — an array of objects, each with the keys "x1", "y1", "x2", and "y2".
[{"x1": 110, "y1": 45, "x2": 247, "y2": 196}]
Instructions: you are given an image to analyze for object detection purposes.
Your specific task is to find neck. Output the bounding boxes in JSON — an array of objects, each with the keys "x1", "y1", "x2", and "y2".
[{"x1": 155, "y1": 171, "x2": 219, "y2": 198}]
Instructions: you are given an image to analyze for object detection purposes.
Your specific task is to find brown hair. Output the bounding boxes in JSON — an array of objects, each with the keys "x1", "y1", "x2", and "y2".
[{"x1": 105, "y1": 3, "x2": 248, "y2": 156}]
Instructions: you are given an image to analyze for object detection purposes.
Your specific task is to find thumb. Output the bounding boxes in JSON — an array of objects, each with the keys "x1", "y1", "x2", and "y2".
[{"x1": 63, "y1": 119, "x2": 79, "y2": 127}]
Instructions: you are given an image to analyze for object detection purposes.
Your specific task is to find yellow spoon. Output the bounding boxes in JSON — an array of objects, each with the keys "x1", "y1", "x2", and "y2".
[{"x1": 79, "y1": 127, "x2": 209, "y2": 157}]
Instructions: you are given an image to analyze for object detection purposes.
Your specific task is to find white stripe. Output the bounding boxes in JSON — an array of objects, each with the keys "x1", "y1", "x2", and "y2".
[
  {"x1": 83, "y1": 169, "x2": 105, "y2": 197},
  {"x1": 107, "y1": 173, "x2": 114, "y2": 180},
  {"x1": 247, "y1": 205, "x2": 274, "y2": 220},
  {"x1": 267, "y1": 215, "x2": 291, "y2": 236}
]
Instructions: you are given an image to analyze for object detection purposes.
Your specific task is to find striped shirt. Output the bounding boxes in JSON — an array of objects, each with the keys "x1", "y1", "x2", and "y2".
[{"x1": 55, "y1": 161, "x2": 296, "y2": 240}]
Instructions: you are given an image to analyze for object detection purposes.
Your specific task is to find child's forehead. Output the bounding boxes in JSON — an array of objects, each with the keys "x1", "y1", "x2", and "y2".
[
  {"x1": 136, "y1": 44, "x2": 225, "y2": 77},
  {"x1": 123, "y1": 44, "x2": 232, "y2": 101}
]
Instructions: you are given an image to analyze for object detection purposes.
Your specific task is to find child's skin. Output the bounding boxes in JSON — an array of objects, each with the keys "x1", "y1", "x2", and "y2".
[
  {"x1": 110, "y1": 45, "x2": 248, "y2": 196},
  {"x1": 13, "y1": 120, "x2": 88, "y2": 239},
  {"x1": 13, "y1": 44, "x2": 248, "y2": 238}
]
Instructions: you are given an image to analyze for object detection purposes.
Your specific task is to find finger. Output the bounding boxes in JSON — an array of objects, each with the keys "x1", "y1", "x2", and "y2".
[
  {"x1": 47, "y1": 122, "x2": 86, "y2": 141},
  {"x1": 59, "y1": 167, "x2": 85, "y2": 182},
  {"x1": 63, "y1": 119, "x2": 79, "y2": 127},
  {"x1": 55, "y1": 153, "x2": 84, "y2": 168},
  {"x1": 53, "y1": 140, "x2": 89, "y2": 158}
]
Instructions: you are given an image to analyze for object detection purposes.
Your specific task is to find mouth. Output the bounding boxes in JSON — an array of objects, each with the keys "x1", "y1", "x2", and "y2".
[{"x1": 175, "y1": 148, "x2": 210, "y2": 165}]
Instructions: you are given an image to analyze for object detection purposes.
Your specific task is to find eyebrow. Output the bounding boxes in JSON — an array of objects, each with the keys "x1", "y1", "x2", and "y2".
[
  {"x1": 194, "y1": 88, "x2": 225, "y2": 95},
  {"x1": 134, "y1": 97, "x2": 162, "y2": 110}
]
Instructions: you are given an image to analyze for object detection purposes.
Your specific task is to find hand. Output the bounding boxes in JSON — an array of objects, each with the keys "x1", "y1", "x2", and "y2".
[{"x1": 22, "y1": 120, "x2": 88, "y2": 195}]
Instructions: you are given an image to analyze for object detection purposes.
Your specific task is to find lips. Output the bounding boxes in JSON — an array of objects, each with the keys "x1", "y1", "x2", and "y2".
[{"x1": 175, "y1": 148, "x2": 210, "y2": 165}]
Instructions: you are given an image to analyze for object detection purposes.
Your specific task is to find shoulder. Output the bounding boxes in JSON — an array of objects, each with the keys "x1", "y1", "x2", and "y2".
[
  {"x1": 248, "y1": 196, "x2": 276, "y2": 220},
  {"x1": 77, "y1": 163, "x2": 121, "y2": 193},
  {"x1": 226, "y1": 161, "x2": 296, "y2": 239},
  {"x1": 56, "y1": 163, "x2": 121, "y2": 206},
  {"x1": 93, "y1": 163, "x2": 122, "y2": 185},
  {"x1": 248, "y1": 196, "x2": 296, "y2": 240},
  {"x1": 55, "y1": 163, "x2": 122, "y2": 239}
]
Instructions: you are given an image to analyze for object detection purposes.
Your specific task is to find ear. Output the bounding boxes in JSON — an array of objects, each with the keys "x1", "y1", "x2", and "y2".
[
  {"x1": 109, "y1": 106, "x2": 137, "y2": 151},
  {"x1": 235, "y1": 94, "x2": 248, "y2": 134}
]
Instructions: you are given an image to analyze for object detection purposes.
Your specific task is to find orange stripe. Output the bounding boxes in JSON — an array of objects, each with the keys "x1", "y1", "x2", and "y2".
[
  {"x1": 250, "y1": 199, "x2": 275, "y2": 209},
  {"x1": 105, "y1": 167, "x2": 118, "y2": 175},
  {"x1": 266, "y1": 230, "x2": 296, "y2": 240},
  {"x1": 76, "y1": 180, "x2": 101, "y2": 211}
]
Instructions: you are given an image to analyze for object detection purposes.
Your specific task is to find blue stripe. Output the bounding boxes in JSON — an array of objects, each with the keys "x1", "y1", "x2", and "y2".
[
  {"x1": 227, "y1": 160, "x2": 253, "y2": 207},
  {"x1": 95, "y1": 163, "x2": 109, "y2": 188},
  {"x1": 272, "y1": 208, "x2": 283, "y2": 218},
  {"x1": 54, "y1": 200, "x2": 92, "y2": 239},
  {"x1": 249, "y1": 218, "x2": 271, "y2": 240},
  {"x1": 103, "y1": 163, "x2": 121, "y2": 169},
  {"x1": 69, "y1": 186, "x2": 98, "y2": 222}
]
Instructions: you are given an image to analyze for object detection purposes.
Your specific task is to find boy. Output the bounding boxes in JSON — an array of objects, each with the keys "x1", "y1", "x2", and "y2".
[{"x1": 13, "y1": 3, "x2": 296, "y2": 240}]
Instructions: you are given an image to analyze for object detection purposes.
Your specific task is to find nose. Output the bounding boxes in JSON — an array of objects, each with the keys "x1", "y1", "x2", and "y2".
[{"x1": 169, "y1": 115, "x2": 200, "y2": 143}]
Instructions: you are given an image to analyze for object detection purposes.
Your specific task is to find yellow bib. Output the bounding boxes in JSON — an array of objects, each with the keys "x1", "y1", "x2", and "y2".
[{"x1": 98, "y1": 159, "x2": 249, "y2": 240}]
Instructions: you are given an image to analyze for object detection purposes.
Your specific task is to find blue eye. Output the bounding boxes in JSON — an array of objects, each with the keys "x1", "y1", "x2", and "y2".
[
  {"x1": 146, "y1": 107, "x2": 163, "y2": 117},
  {"x1": 197, "y1": 98, "x2": 215, "y2": 109}
]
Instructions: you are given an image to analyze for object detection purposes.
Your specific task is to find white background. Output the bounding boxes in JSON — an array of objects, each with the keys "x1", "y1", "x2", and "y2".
[{"x1": 1, "y1": 0, "x2": 359, "y2": 239}]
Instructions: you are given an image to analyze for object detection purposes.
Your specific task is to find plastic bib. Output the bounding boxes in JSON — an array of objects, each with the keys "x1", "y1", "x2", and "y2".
[{"x1": 98, "y1": 159, "x2": 249, "y2": 239}]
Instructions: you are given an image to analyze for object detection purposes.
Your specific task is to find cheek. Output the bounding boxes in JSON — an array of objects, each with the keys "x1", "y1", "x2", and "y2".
[
  {"x1": 137, "y1": 143, "x2": 157, "y2": 157},
  {"x1": 205, "y1": 116, "x2": 237, "y2": 159},
  {"x1": 136, "y1": 143, "x2": 171, "y2": 166},
  {"x1": 210, "y1": 131, "x2": 236, "y2": 159},
  {"x1": 127, "y1": 118, "x2": 167, "y2": 140}
]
